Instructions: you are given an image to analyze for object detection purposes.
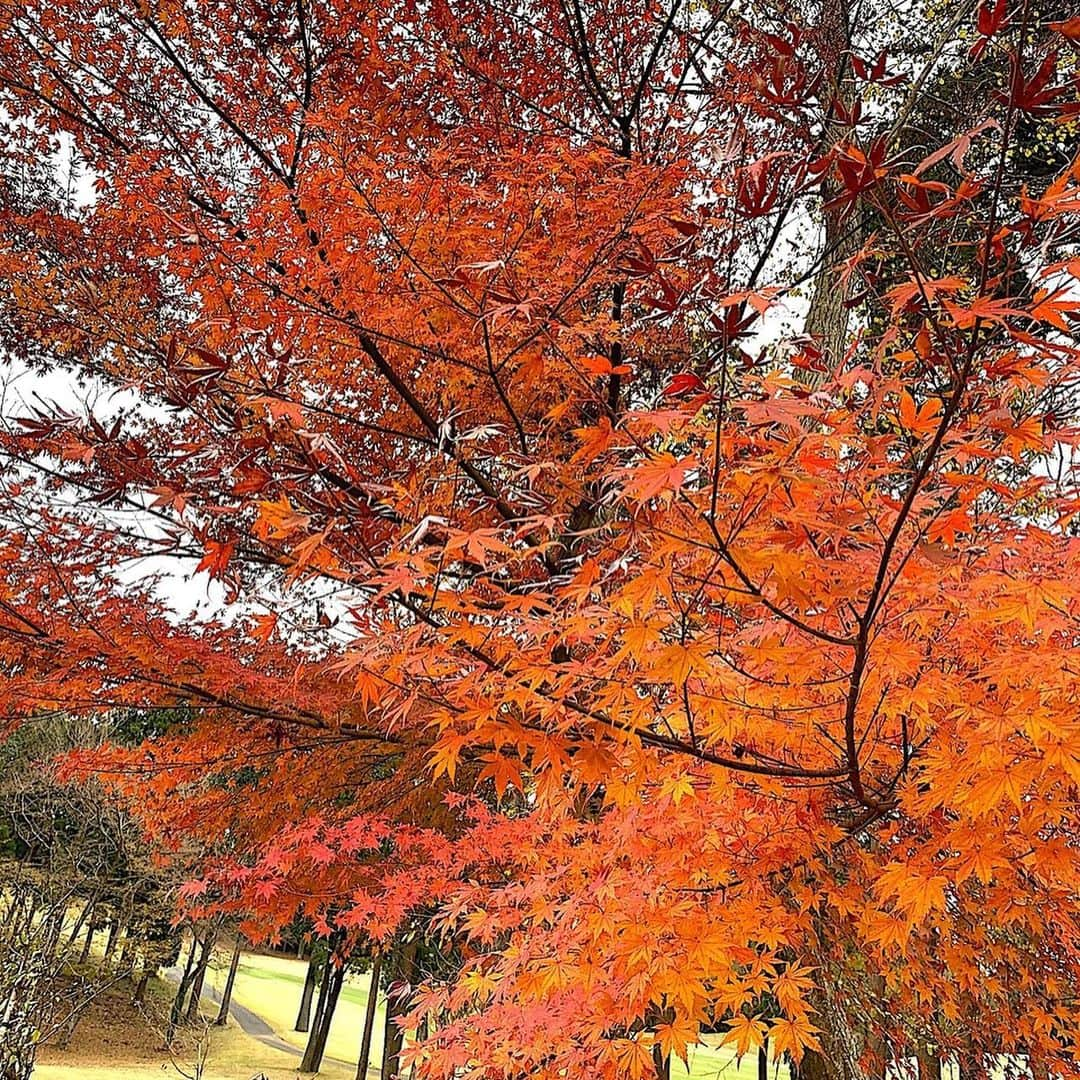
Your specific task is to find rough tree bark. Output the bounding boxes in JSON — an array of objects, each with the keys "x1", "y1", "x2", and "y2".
[{"x1": 802, "y1": 0, "x2": 859, "y2": 378}]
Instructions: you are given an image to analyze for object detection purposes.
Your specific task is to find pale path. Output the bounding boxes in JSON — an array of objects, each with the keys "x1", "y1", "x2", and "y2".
[{"x1": 162, "y1": 961, "x2": 376, "y2": 1073}]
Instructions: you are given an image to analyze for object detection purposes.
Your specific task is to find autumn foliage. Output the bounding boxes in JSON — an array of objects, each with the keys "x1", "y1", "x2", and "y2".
[{"x1": 0, "y1": 0, "x2": 1079, "y2": 1075}]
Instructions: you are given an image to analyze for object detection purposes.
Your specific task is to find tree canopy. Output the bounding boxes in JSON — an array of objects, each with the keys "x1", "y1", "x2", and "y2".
[{"x1": 0, "y1": 0, "x2": 1079, "y2": 1077}]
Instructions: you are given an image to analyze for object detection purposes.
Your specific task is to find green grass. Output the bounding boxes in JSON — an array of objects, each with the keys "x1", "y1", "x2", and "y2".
[
  {"x1": 20, "y1": 904, "x2": 791, "y2": 1080},
  {"x1": 203, "y1": 945, "x2": 386, "y2": 1068},
  {"x1": 200, "y1": 946, "x2": 789, "y2": 1079}
]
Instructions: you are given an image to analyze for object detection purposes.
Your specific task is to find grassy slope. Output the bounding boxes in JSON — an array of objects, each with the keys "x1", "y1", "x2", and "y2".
[
  {"x1": 32, "y1": 932, "x2": 789, "y2": 1080},
  {"x1": 33, "y1": 969, "x2": 357, "y2": 1080},
  {"x1": 209, "y1": 949, "x2": 787, "y2": 1080}
]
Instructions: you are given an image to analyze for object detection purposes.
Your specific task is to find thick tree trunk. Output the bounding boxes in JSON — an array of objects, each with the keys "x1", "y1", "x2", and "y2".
[
  {"x1": 916, "y1": 1045, "x2": 941, "y2": 1080},
  {"x1": 381, "y1": 940, "x2": 418, "y2": 1080},
  {"x1": 296, "y1": 953, "x2": 322, "y2": 1032},
  {"x1": 215, "y1": 937, "x2": 242, "y2": 1025},
  {"x1": 801, "y1": 1049, "x2": 835, "y2": 1080},
  {"x1": 799, "y1": 986, "x2": 869, "y2": 1080},
  {"x1": 132, "y1": 970, "x2": 151, "y2": 1005},
  {"x1": 357, "y1": 954, "x2": 384, "y2": 1080},
  {"x1": 866, "y1": 974, "x2": 888, "y2": 1080},
  {"x1": 301, "y1": 957, "x2": 346, "y2": 1073}
]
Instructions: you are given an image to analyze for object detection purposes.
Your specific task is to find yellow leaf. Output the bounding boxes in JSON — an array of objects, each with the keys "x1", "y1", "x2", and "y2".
[{"x1": 721, "y1": 1014, "x2": 767, "y2": 1059}]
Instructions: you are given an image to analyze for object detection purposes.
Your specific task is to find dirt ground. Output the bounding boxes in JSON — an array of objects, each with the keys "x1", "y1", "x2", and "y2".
[{"x1": 37, "y1": 976, "x2": 202, "y2": 1069}]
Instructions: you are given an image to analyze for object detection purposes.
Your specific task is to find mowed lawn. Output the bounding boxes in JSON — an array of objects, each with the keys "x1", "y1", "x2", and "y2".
[
  {"x1": 205, "y1": 947, "x2": 790, "y2": 1080},
  {"x1": 36, "y1": 925, "x2": 792, "y2": 1080},
  {"x1": 204, "y1": 946, "x2": 387, "y2": 1067}
]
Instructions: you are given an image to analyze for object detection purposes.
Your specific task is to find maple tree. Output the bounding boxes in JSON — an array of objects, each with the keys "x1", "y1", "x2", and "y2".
[{"x1": 0, "y1": 0, "x2": 1079, "y2": 1077}]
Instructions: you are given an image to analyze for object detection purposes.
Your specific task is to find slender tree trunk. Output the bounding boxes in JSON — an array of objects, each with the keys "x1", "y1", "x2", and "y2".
[
  {"x1": 215, "y1": 937, "x2": 242, "y2": 1026},
  {"x1": 301, "y1": 957, "x2": 346, "y2": 1073},
  {"x1": 133, "y1": 969, "x2": 151, "y2": 1005},
  {"x1": 115, "y1": 929, "x2": 130, "y2": 974},
  {"x1": 102, "y1": 919, "x2": 120, "y2": 965},
  {"x1": 381, "y1": 939, "x2": 418, "y2": 1080},
  {"x1": 759, "y1": 1041, "x2": 769, "y2": 1080},
  {"x1": 46, "y1": 904, "x2": 66, "y2": 955},
  {"x1": 801, "y1": 0, "x2": 857, "y2": 378},
  {"x1": 185, "y1": 927, "x2": 217, "y2": 1022},
  {"x1": 168, "y1": 935, "x2": 199, "y2": 1042},
  {"x1": 309, "y1": 952, "x2": 333, "y2": 1041},
  {"x1": 296, "y1": 953, "x2": 322, "y2": 1032},
  {"x1": 112, "y1": 912, "x2": 133, "y2": 972},
  {"x1": 652, "y1": 1043, "x2": 670, "y2": 1080},
  {"x1": 65, "y1": 898, "x2": 94, "y2": 955},
  {"x1": 79, "y1": 921, "x2": 96, "y2": 965},
  {"x1": 357, "y1": 954, "x2": 384, "y2": 1080}
]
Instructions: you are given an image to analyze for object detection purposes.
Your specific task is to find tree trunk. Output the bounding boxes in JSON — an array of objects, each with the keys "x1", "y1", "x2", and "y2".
[
  {"x1": 301, "y1": 956, "x2": 346, "y2": 1073},
  {"x1": 133, "y1": 969, "x2": 151, "y2": 1005},
  {"x1": 958, "y1": 1050, "x2": 982, "y2": 1080},
  {"x1": 652, "y1": 1043, "x2": 670, "y2": 1080},
  {"x1": 801, "y1": 1049, "x2": 835, "y2": 1080},
  {"x1": 102, "y1": 919, "x2": 120, "y2": 965},
  {"x1": 865, "y1": 974, "x2": 887, "y2": 1080},
  {"x1": 185, "y1": 928, "x2": 216, "y2": 1022},
  {"x1": 309, "y1": 951, "x2": 333, "y2": 1042},
  {"x1": 356, "y1": 954, "x2": 384, "y2": 1080},
  {"x1": 79, "y1": 921, "x2": 96, "y2": 965},
  {"x1": 916, "y1": 1045, "x2": 941, "y2": 1080},
  {"x1": 215, "y1": 937, "x2": 242, "y2": 1026},
  {"x1": 66, "y1": 898, "x2": 95, "y2": 956},
  {"x1": 167, "y1": 935, "x2": 199, "y2": 1042},
  {"x1": 801, "y1": 0, "x2": 857, "y2": 378},
  {"x1": 0, "y1": 893, "x2": 18, "y2": 937},
  {"x1": 45, "y1": 905, "x2": 66, "y2": 956},
  {"x1": 759, "y1": 1042, "x2": 769, "y2": 1080},
  {"x1": 296, "y1": 953, "x2": 322, "y2": 1032},
  {"x1": 381, "y1": 939, "x2": 418, "y2": 1080}
]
